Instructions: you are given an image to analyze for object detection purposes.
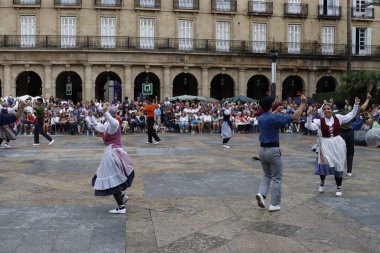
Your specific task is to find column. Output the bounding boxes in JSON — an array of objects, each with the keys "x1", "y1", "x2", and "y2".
[
  {"x1": 308, "y1": 71, "x2": 317, "y2": 97},
  {"x1": 84, "y1": 64, "x2": 93, "y2": 101},
  {"x1": 238, "y1": 68, "x2": 245, "y2": 96},
  {"x1": 3, "y1": 65, "x2": 11, "y2": 96},
  {"x1": 275, "y1": 71, "x2": 281, "y2": 100},
  {"x1": 163, "y1": 66, "x2": 171, "y2": 99},
  {"x1": 44, "y1": 65, "x2": 52, "y2": 98},
  {"x1": 123, "y1": 65, "x2": 132, "y2": 99},
  {"x1": 201, "y1": 67, "x2": 209, "y2": 97}
]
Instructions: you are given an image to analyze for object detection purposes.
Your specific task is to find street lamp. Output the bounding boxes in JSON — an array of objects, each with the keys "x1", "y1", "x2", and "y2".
[{"x1": 270, "y1": 49, "x2": 278, "y2": 97}]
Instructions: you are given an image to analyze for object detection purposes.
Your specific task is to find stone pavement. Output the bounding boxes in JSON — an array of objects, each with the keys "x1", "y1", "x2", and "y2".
[{"x1": 0, "y1": 132, "x2": 379, "y2": 253}]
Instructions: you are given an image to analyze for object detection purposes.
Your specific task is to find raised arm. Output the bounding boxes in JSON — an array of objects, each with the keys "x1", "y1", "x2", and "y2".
[
  {"x1": 361, "y1": 93, "x2": 372, "y2": 110},
  {"x1": 337, "y1": 97, "x2": 360, "y2": 125},
  {"x1": 291, "y1": 95, "x2": 307, "y2": 120}
]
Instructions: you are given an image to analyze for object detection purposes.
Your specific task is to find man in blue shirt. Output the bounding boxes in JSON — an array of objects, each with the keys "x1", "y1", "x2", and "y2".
[{"x1": 256, "y1": 95, "x2": 307, "y2": 212}]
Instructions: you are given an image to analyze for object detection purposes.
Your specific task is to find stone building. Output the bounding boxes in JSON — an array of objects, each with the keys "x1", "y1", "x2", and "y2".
[{"x1": 0, "y1": 0, "x2": 379, "y2": 102}]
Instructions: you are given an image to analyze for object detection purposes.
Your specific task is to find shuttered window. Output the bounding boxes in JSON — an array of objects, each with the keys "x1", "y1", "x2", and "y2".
[
  {"x1": 20, "y1": 16, "x2": 35, "y2": 48},
  {"x1": 61, "y1": 16, "x2": 76, "y2": 48},
  {"x1": 140, "y1": 0, "x2": 155, "y2": 7},
  {"x1": 352, "y1": 27, "x2": 372, "y2": 55},
  {"x1": 101, "y1": 17, "x2": 116, "y2": 48},
  {"x1": 252, "y1": 0, "x2": 265, "y2": 12},
  {"x1": 179, "y1": 0, "x2": 193, "y2": 8},
  {"x1": 288, "y1": 24, "x2": 301, "y2": 53},
  {"x1": 288, "y1": 0, "x2": 301, "y2": 14},
  {"x1": 216, "y1": 0, "x2": 230, "y2": 11},
  {"x1": 252, "y1": 23, "x2": 266, "y2": 53},
  {"x1": 140, "y1": 18, "x2": 155, "y2": 49},
  {"x1": 178, "y1": 20, "x2": 193, "y2": 50},
  {"x1": 322, "y1": 26, "x2": 334, "y2": 54},
  {"x1": 216, "y1": 21, "x2": 230, "y2": 52}
]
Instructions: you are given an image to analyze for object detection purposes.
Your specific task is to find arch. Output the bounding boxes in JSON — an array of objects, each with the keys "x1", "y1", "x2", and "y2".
[
  {"x1": 282, "y1": 75, "x2": 304, "y2": 100},
  {"x1": 316, "y1": 76, "x2": 337, "y2": 93},
  {"x1": 134, "y1": 72, "x2": 160, "y2": 101},
  {"x1": 16, "y1": 71, "x2": 42, "y2": 97},
  {"x1": 55, "y1": 71, "x2": 83, "y2": 103},
  {"x1": 172, "y1": 72, "x2": 198, "y2": 97},
  {"x1": 210, "y1": 74, "x2": 234, "y2": 100},
  {"x1": 247, "y1": 75, "x2": 270, "y2": 100},
  {"x1": 95, "y1": 72, "x2": 122, "y2": 103}
]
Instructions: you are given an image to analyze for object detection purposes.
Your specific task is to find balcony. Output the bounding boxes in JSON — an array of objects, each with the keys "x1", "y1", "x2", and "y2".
[
  {"x1": 134, "y1": 0, "x2": 161, "y2": 10},
  {"x1": 95, "y1": 0, "x2": 122, "y2": 9},
  {"x1": 318, "y1": 5, "x2": 342, "y2": 19},
  {"x1": 211, "y1": 0, "x2": 237, "y2": 14},
  {"x1": 13, "y1": 0, "x2": 41, "y2": 7},
  {"x1": 54, "y1": 0, "x2": 82, "y2": 8},
  {"x1": 284, "y1": 3, "x2": 308, "y2": 18},
  {"x1": 352, "y1": 7, "x2": 374, "y2": 19},
  {"x1": 248, "y1": 1, "x2": 273, "y2": 16},
  {"x1": 173, "y1": 0, "x2": 199, "y2": 12}
]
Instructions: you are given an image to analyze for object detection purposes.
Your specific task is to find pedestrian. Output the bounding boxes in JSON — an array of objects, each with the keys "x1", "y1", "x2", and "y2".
[
  {"x1": 140, "y1": 98, "x2": 161, "y2": 144},
  {"x1": 220, "y1": 103, "x2": 233, "y2": 148},
  {"x1": 91, "y1": 103, "x2": 135, "y2": 214},
  {"x1": 255, "y1": 95, "x2": 307, "y2": 212},
  {"x1": 33, "y1": 98, "x2": 54, "y2": 146},
  {"x1": 306, "y1": 97, "x2": 360, "y2": 196}
]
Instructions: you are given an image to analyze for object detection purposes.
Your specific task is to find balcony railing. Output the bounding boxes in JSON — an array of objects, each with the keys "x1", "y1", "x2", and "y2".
[
  {"x1": 13, "y1": 0, "x2": 41, "y2": 7},
  {"x1": 134, "y1": 0, "x2": 161, "y2": 10},
  {"x1": 352, "y1": 7, "x2": 374, "y2": 19},
  {"x1": 318, "y1": 5, "x2": 342, "y2": 19},
  {"x1": 5, "y1": 35, "x2": 376, "y2": 58},
  {"x1": 248, "y1": 1, "x2": 273, "y2": 16},
  {"x1": 54, "y1": 0, "x2": 82, "y2": 8},
  {"x1": 211, "y1": 0, "x2": 237, "y2": 13},
  {"x1": 95, "y1": 0, "x2": 122, "y2": 9},
  {"x1": 284, "y1": 3, "x2": 308, "y2": 18},
  {"x1": 173, "y1": 0, "x2": 199, "y2": 11}
]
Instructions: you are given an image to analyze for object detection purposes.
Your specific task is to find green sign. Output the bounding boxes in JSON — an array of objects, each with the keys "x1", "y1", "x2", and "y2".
[
  {"x1": 66, "y1": 82, "x2": 72, "y2": 96},
  {"x1": 142, "y1": 82, "x2": 153, "y2": 95}
]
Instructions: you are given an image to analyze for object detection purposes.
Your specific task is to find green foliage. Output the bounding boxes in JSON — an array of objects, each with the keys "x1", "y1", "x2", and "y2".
[
  {"x1": 339, "y1": 71, "x2": 380, "y2": 92},
  {"x1": 312, "y1": 92, "x2": 347, "y2": 104}
]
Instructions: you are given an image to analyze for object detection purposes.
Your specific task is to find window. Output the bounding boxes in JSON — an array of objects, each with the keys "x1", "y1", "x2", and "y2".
[
  {"x1": 20, "y1": 16, "x2": 35, "y2": 48},
  {"x1": 61, "y1": 17, "x2": 76, "y2": 48},
  {"x1": 353, "y1": 0, "x2": 372, "y2": 17},
  {"x1": 288, "y1": 24, "x2": 301, "y2": 53},
  {"x1": 140, "y1": 0, "x2": 155, "y2": 7},
  {"x1": 322, "y1": 26, "x2": 334, "y2": 54},
  {"x1": 216, "y1": 0, "x2": 230, "y2": 11},
  {"x1": 252, "y1": 23, "x2": 266, "y2": 53},
  {"x1": 20, "y1": 0, "x2": 37, "y2": 3},
  {"x1": 179, "y1": 20, "x2": 193, "y2": 50},
  {"x1": 140, "y1": 18, "x2": 155, "y2": 49},
  {"x1": 319, "y1": 0, "x2": 340, "y2": 15},
  {"x1": 179, "y1": 0, "x2": 193, "y2": 8},
  {"x1": 101, "y1": 17, "x2": 116, "y2": 48},
  {"x1": 352, "y1": 27, "x2": 372, "y2": 55},
  {"x1": 288, "y1": 0, "x2": 301, "y2": 14},
  {"x1": 216, "y1": 21, "x2": 230, "y2": 52},
  {"x1": 61, "y1": 0, "x2": 76, "y2": 4},
  {"x1": 252, "y1": 0, "x2": 266, "y2": 12},
  {"x1": 101, "y1": 0, "x2": 116, "y2": 4}
]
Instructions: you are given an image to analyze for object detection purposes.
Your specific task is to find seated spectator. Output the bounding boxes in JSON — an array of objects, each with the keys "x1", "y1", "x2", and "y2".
[
  {"x1": 179, "y1": 112, "x2": 189, "y2": 133},
  {"x1": 67, "y1": 112, "x2": 78, "y2": 135},
  {"x1": 21, "y1": 111, "x2": 35, "y2": 135},
  {"x1": 211, "y1": 112, "x2": 220, "y2": 133},
  {"x1": 128, "y1": 112, "x2": 140, "y2": 133},
  {"x1": 121, "y1": 112, "x2": 129, "y2": 135},
  {"x1": 138, "y1": 113, "x2": 146, "y2": 133},
  {"x1": 201, "y1": 111, "x2": 212, "y2": 132}
]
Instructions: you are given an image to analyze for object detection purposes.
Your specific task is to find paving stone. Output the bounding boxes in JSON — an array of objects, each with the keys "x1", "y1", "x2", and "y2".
[{"x1": 251, "y1": 221, "x2": 301, "y2": 237}]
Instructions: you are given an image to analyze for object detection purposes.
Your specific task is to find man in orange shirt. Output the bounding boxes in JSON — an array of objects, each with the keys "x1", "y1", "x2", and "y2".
[{"x1": 140, "y1": 98, "x2": 161, "y2": 144}]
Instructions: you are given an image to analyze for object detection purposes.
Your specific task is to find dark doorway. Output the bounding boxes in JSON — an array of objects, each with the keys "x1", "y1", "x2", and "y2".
[
  {"x1": 282, "y1": 76, "x2": 304, "y2": 100},
  {"x1": 16, "y1": 71, "x2": 42, "y2": 97},
  {"x1": 172, "y1": 73, "x2": 198, "y2": 97},
  {"x1": 210, "y1": 74, "x2": 234, "y2": 100},
  {"x1": 316, "y1": 76, "x2": 337, "y2": 93},
  {"x1": 56, "y1": 71, "x2": 83, "y2": 103},
  {"x1": 247, "y1": 75, "x2": 270, "y2": 100},
  {"x1": 134, "y1": 72, "x2": 160, "y2": 101},
  {"x1": 95, "y1": 72, "x2": 122, "y2": 103}
]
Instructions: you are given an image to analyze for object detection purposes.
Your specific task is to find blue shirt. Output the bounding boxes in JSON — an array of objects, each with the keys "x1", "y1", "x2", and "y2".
[{"x1": 258, "y1": 112, "x2": 292, "y2": 144}]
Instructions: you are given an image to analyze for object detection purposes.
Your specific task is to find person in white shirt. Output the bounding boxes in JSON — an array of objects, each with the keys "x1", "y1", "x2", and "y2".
[{"x1": 179, "y1": 112, "x2": 189, "y2": 133}]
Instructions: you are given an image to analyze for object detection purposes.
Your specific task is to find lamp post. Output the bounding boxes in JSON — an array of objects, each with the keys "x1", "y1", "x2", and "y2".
[{"x1": 270, "y1": 49, "x2": 278, "y2": 97}]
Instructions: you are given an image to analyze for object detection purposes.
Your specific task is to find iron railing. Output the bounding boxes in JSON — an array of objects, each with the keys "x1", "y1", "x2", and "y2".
[
  {"x1": 352, "y1": 6, "x2": 374, "y2": 19},
  {"x1": 13, "y1": 0, "x2": 41, "y2": 6},
  {"x1": 211, "y1": 0, "x2": 237, "y2": 13},
  {"x1": 284, "y1": 3, "x2": 308, "y2": 18},
  {"x1": 2, "y1": 35, "x2": 378, "y2": 58},
  {"x1": 54, "y1": 0, "x2": 82, "y2": 8},
  {"x1": 173, "y1": 0, "x2": 199, "y2": 11},
  {"x1": 248, "y1": 1, "x2": 273, "y2": 16},
  {"x1": 318, "y1": 5, "x2": 342, "y2": 19},
  {"x1": 134, "y1": 0, "x2": 161, "y2": 9},
  {"x1": 95, "y1": 0, "x2": 122, "y2": 8}
]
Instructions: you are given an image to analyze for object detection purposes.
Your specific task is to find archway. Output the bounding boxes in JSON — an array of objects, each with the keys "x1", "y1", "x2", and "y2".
[
  {"x1": 172, "y1": 73, "x2": 198, "y2": 97},
  {"x1": 210, "y1": 74, "x2": 234, "y2": 100},
  {"x1": 56, "y1": 71, "x2": 83, "y2": 103},
  {"x1": 16, "y1": 71, "x2": 42, "y2": 97},
  {"x1": 247, "y1": 75, "x2": 270, "y2": 100},
  {"x1": 316, "y1": 76, "x2": 337, "y2": 93},
  {"x1": 134, "y1": 72, "x2": 160, "y2": 101},
  {"x1": 95, "y1": 72, "x2": 122, "y2": 103},
  {"x1": 282, "y1": 75, "x2": 304, "y2": 100}
]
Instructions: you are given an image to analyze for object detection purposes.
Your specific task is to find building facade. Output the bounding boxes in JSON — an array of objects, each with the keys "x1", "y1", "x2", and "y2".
[{"x1": 0, "y1": 0, "x2": 379, "y2": 102}]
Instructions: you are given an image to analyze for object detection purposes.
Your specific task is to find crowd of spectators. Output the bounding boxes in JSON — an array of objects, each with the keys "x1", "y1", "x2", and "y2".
[{"x1": 0, "y1": 94, "x2": 379, "y2": 139}]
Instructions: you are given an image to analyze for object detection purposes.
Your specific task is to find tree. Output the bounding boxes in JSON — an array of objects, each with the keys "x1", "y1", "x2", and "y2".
[{"x1": 340, "y1": 71, "x2": 380, "y2": 102}]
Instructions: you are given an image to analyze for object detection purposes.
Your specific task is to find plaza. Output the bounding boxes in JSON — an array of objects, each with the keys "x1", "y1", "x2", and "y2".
[{"x1": 0, "y1": 132, "x2": 379, "y2": 252}]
